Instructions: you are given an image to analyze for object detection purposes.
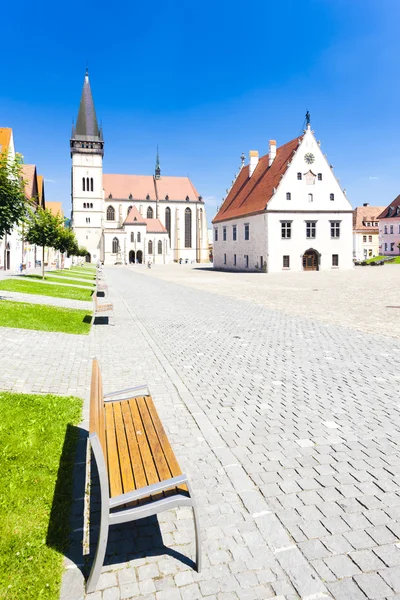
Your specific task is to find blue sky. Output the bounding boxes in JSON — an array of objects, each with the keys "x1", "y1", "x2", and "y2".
[{"x1": 1, "y1": 0, "x2": 399, "y2": 223}]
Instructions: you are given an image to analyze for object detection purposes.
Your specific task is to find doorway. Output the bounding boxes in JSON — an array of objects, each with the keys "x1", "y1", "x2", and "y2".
[
  {"x1": 136, "y1": 250, "x2": 143, "y2": 264},
  {"x1": 302, "y1": 249, "x2": 319, "y2": 271},
  {"x1": 129, "y1": 250, "x2": 135, "y2": 264},
  {"x1": 85, "y1": 253, "x2": 91, "y2": 263}
]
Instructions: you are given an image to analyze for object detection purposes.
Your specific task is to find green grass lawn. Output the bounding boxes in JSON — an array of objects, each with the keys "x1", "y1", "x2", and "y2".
[
  {"x1": 0, "y1": 392, "x2": 82, "y2": 600},
  {"x1": 26, "y1": 275, "x2": 95, "y2": 288},
  {"x1": 0, "y1": 301, "x2": 92, "y2": 334},
  {"x1": 47, "y1": 270, "x2": 95, "y2": 281},
  {"x1": 365, "y1": 255, "x2": 400, "y2": 264},
  {"x1": 0, "y1": 280, "x2": 93, "y2": 301}
]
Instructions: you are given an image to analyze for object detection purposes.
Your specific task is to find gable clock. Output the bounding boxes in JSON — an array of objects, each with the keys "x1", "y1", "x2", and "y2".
[{"x1": 304, "y1": 152, "x2": 315, "y2": 165}]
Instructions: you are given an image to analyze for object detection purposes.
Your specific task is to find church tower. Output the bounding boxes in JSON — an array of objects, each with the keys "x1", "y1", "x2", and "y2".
[{"x1": 70, "y1": 69, "x2": 104, "y2": 262}]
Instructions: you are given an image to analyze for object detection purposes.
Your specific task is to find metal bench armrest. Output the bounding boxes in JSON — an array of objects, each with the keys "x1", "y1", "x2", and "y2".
[
  {"x1": 109, "y1": 474, "x2": 189, "y2": 509},
  {"x1": 104, "y1": 385, "x2": 149, "y2": 400}
]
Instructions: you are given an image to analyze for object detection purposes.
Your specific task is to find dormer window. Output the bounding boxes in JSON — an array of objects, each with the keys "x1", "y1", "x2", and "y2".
[
  {"x1": 129, "y1": 193, "x2": 133, "y2": 200},
  {"x1": 186, "y1": 195, "x2": 190, "y2": 201},
  {"x1": 165, "y1": 195, "x2": 169, "y2": 201},
  {"x1": 198, "y1": 196, "x2": 203, "y2": 201},
  {"x1": 146, "y1": 194, "x2": 150, "y2": 200},
  {"x1": 108, "y1": 193, "x2": 112, "y2": 199}
]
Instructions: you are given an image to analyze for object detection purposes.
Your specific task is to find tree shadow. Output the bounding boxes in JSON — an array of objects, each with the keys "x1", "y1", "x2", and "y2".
[{"x1": 47, "y1": 425, "x2": 195, "y2": 586}]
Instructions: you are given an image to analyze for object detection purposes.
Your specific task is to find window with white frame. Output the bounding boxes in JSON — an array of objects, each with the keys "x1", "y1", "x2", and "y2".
[
  {"x1": 306, "y1": 221, "x2": 316, "y2": 238},
  {"x1": 214, "y1": 228, "x2": 218, "y2": 242},
  {"x1": 363, "y1": 235, "x2": 367, "y2": 242},
  {"x1": 384, "y1": 225, "x2": 388, "y2": 234},
  {"x1": 330, "y1": 193, "x2": 335, "y2": 201},
  {"x1": 318, "y1": 173, "x2": 322, "y2": 181},
  {"x1": 232, "y1": 225, "x2": 237, "y2": 241},
  {"x1": 368, "y1": 235, "x2": 372, "y2": 242},
  {"x1": 223, "y1": 227, "x2": 227, "y2": 241},
  {"x1": 297, "y1": 173, "x2": 302, "y2": 180},
  {"x1": 385, "y1": 243, "x2": 388, "y2": 251},
  {"x1": 281, "y1": 221, "x2": 292, "y2": 239},
  {"x1": 283, "y1": 255, "x2": 290, "y2": 268},
  {"x1": 244, "y1": 224, "x2": 250, "y2": 240},
  {"x1": 286, "y1": 192, "x2": 291, "y2": 200},
  {"x1": 330, "y1": 221, "x2": 340, "y2": 238}
]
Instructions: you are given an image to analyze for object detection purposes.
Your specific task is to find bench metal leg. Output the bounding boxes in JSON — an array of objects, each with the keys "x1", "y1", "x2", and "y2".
[
  {"x1": 187, "y1": 480, "x2": 202, "y2": 573},
  {"x1": 86, "y1": 513, "x2": 109, "y2": 593}
]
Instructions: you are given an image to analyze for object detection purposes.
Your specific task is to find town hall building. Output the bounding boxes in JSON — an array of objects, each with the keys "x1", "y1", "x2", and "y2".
[
  {"x1": 70, "y1": 70, "x2": 209, "y2": 265},
  {"x1": 212, "y1": 117, "x2": 353, "y2": 272}
]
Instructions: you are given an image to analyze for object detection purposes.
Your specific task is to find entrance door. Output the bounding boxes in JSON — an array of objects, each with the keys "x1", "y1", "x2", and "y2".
[
  {"x1": 85, "y1": 253, "x2": 91, "y2": 263},
  {"x1": 129, "y1": 250, "x2": 135, "y2": 263},
  {"x1": 136, "y1": 250, "x2": 143, "y2": 264},
  {"x1": 302, "y1": 250, "x2": 319, "y2": 271}
]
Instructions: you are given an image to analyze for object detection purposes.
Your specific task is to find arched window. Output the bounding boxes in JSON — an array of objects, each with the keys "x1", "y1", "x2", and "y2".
[
  {"x1": 131, "y1": 232, "x2": 134, "y2": 242},
  {"x1": 158, "y1": 240, "x2": 162, "y2": 254},
  {"x1": 90, "y1": 178, "x2": 93, "y2": 192},
  {"x1": 137, "y1": 232, "x2": 141, "y2": 243},
  {"x1": 308, "y1": 193, "x2": 313, "y2": 203},
  {"x1": 90, "y1": 203, "x2": 93, "y2": 209},
  {"x1": 107, "y1": 205, "x2": 115, "y2": 221},
  {"x1": 127, "y1": 205, "x2": 132, "y2": 215},
  {"x1": 83, "y1": 202, "x2": 86, "y2": 208},
  {"x1": 147, "y1": 206, "x2": 154, "y2": 219},
  {"x1": 82, "y1": 178, "x2": 85, "y2": 192},
  {"x1": 112, "y1": 237, "x2": 119, "y2": 254},
  {"x1": 86, "y1": 177, "x2": 90, "y2": 191},
  {"x1": 165, "y1": 207, "x2": 171, "y2": 239},
  {"x1": 185, "y1": 207, "x2": 192, "y2": 248},
  {"x1": 148, "y1": 240, "x2": 153, "y2": 255}
]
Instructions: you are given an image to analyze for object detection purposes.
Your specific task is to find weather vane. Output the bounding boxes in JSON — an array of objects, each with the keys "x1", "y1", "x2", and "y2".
[{"x1": 306, "y1": 110, "x2": 311, "y2": 126}]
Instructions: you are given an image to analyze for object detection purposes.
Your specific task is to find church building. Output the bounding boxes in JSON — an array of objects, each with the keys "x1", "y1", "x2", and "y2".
[
  {"x1": 70, "y1": 70, "x2": 209, "y2": 265},
  {"x1": 212, "y1": 118, "x2": 353, "y2": 272}
]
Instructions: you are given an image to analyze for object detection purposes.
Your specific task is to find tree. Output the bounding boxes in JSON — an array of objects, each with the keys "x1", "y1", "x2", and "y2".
[
  {"x1": 56, "y1": 227, "x2": 78, "y2": 268},
  {"x1": 0, "y1": 151, "x2": 27, "y2": 237},
  {"x1": 25, "y1": 207, "x2": 63, "y2": 279}
]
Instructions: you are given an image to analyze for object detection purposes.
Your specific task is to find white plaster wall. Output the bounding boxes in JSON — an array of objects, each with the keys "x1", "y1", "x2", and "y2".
[
  {"x1": 213, "y1": 214, "x2": 267, "y2": 270},
  {"x1": 353, "y1": 232, "x2": 380, "y2": 260}
]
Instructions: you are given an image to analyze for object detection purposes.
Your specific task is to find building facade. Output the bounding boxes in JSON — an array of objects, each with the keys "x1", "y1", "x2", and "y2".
[
  {"x1": 353, "y1": 203, "x2": 385, "y2": 261},
  {"x1": 70, "y1": 71, "x2": 209, "y2": 265},
  {"x1": 378, "y1": 195, "x2": 400, "y2": 256},
  {"x1": 212, "y1": 123, "x2": 353, "y2": 273}
]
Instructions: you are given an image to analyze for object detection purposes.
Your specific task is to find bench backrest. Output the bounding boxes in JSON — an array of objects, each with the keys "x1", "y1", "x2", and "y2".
[{"x1": 89, "y1": 359, "x2": 107, "y2": 469}]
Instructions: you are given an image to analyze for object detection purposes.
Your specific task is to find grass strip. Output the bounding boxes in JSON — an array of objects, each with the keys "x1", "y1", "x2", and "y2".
[
  {"x1": 0, "y1": 300, "x2": 92, "y2": 334},
  {"x1": 26, "y1": 275, "x2": 95, "y2": 288},
  {"x1": 0, "y1": 392, "x2": 82, "y2": 600},
  {"x1": 48, "y1": 270, "x2": 95, "y2": 281},
  {"x1": 0, "y1": 280, "x2": 93, "y2": 301}
]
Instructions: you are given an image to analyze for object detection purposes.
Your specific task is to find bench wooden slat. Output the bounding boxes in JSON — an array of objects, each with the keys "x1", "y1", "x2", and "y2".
[
  {"x1": 105, "y1": 404, "x2": 123, "y2": 497},
  {"x1": 113, "y1": 402, "x2": 135, "y2": 494},
  {"x1": 137, "y1": 397, "x2": 172, "y2": 483},
  {"x1": 120, "y1": 401, "x2": 147, "y2": 491},
  {"x1": 90, "y1": 360, "x2": 107, "y2": 464}
]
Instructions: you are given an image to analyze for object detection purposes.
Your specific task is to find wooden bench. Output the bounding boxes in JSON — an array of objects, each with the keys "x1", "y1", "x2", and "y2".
[
  {"x1": 86, "y1": 359, "x2": 201, "y2": 593},
  {"x1": 96, "y1": 272, "x2": 108, "y2": 294},
  {"x1": 93, "y1": 293, "x2": 113, "y2": 322}
]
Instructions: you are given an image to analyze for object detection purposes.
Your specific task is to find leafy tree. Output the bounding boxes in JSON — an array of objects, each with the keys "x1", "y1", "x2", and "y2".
[
  {"x1": 25, "y1": 208, "x2": 63, "y2": 279},
  {"x1": 0, "y1": 151, "x2": 27, "y2": 238},
  {"x1": 56, "y1": 228, "x2": 78, "y2": 268}
]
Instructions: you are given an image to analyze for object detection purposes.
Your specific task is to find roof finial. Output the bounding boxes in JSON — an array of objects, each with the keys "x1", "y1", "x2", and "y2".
[
  {"x1": 240, "y1": 152, "x2": 245, "y2": 168},
  {"x1": 155, "y1": 145, "x2": 161, "y2": 179},
  {"x1": 305, "y1": 110, "x2": 311, "y2": 127}
]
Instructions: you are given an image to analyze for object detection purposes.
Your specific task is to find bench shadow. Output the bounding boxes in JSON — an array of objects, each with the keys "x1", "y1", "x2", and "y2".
[
  {"x1": 96, "y1": 290, "x2": 105, "y2": 298},
  {"x1": 47, "y1": 425, "x2": 194, "y2": 585},
  {"x1": 93, "y1": 316, "x2": 110, "y2": 325},
  {"x1": 83, "y1": 315, "x2": 92, "y2": 324}
]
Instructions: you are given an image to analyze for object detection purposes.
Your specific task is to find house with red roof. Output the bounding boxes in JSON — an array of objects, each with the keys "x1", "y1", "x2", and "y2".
[
  {"x1": 377, "y1": 196, "x2": 400, "y2": 256},
  {"x1": 70, "y1": 70, "x2": 209, "y2": 265},
  {"x1": 212, "y1": 121, "x2": 353, "y2": 272}
]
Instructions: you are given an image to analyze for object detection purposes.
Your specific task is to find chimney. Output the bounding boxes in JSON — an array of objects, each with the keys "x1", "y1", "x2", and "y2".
[
  {"x1": 269, "y1": 140, "x2": 276, "y2": 167},
  {"x1": 363, "y1": 202, "x2": 369, "y2": 207},
  {"x1": 249, "y1": 151, "x2": 259, "y2": 177}
]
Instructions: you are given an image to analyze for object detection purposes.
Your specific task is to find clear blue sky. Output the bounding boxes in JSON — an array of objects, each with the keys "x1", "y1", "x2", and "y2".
[{"x1": 1, "y1": 0, "x2": 399, "y2": 223}]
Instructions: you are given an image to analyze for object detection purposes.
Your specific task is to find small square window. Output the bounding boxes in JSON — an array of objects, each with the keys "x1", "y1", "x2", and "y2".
[
  {"x1": 244, "y1": 224, "x2": 250, "y2": 240},
  {"x1": 362, "y1": 235, "x2": 367, "y2": 242},
  {"x1": 368, "y1": 235, "x2": 372, "y2": 243},
  {"x1": 297, "y1": 172, "x2": 302, "y2": 180},
  {"x1": 233, "y1": 254, "x2": 236, "y2": 266},
  {"x1": 286, "y1": 192, "x2": 291, "y2": 200},
  {"x1": 332, "y1": 254, "x2": 339, "y2": 267},
  {"x1": 283, "y1": 255, "x2": 290, "y2": 268},
  {"x1": 232, "y1": 225, "x2": 237, "y2": 241},
  {"x1": 223, "y1": 227, "x2": 227, "y2": 241},
  {"x1": 330, "y1": 193, "x2": 335, "y2": 201},
  {"x1": 318, "y1": 173, "x2": 322, "y2": 181}
]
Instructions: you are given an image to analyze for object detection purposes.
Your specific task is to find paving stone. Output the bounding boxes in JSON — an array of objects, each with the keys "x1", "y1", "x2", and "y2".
[
  {"x1": 328, "y1": 577, "x2": 369, "y2": 600},
  {"x1": 324, "y1": 554, "x2": 361, "y2": 578},
  {"x1": 349, "y1": 549, "x2": 387, "y2": 572},
  {"x1": 353, "y1": 573, "x2": 394, "y2": 599},
  {"x1": 379, "y1": 566, "x2": 400, "y2": 593}
]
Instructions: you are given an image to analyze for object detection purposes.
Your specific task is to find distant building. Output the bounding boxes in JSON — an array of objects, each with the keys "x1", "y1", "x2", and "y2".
[
  {"x1": 212, "y1": 121, "x2": 353, "y2": 272},
  {"x1": 70, "y1": 70, "x2": 209, "y2": 265},
  {"x1": 353, "y1": 203, "x2": 385, "y2": 261},
  {"x1": 378, "y1": 195, "x2": 400, "y2": 256}
]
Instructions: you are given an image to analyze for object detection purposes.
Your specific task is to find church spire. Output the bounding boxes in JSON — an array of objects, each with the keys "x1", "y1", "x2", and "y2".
[
  {"x1": 75, "y1": 68, "x2": 100, "y2": 138},
  {"x1": 155, "y1": 146, "x2": 161, "y2": 179}
]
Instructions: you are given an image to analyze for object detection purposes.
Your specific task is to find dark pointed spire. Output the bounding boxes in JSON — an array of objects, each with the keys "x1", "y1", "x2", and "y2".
[
  {"x1": 155, "y1": 145, "x2": 161, "y2": 179},
  {"x1": 75, "y1": 69, "x2": 100, "y2": 138}
]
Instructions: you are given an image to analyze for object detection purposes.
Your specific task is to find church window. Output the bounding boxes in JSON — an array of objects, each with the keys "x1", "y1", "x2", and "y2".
[
  {"x1": 147, "y1": 206, "x2": 154, "y2": 219},
  {"x1": 185, "y1": 207, "x2": 192, "y2": 248},
  {"x1": 127, "y1": 206, "x2": 132, "y2": 215},
  {"x1": 286, "y1": 192, "x2": 291, "y2": 200},
  {"x1": 297, "y1": 173, "x2": 302, "y2": 180},
  {"x1": 158, "y1": 240, "x2": 162, "y2": 254},
  {"x1": 330, "y1": 193, "x2": 335, "y2": 201},
  {"x1": 137, "y1": 232, "x2": 141, "y2": 243},
  {"x1": 90, "y1": 203, "x2": 93, "y2": 209},
  {"x1": 90, "y1": 178, "x2": 94, "y2": 192},
  {"x1": 148, "y1": 240, "x2": 153, "y2": 255},
  {"x1": 308, "y1": 193, "x2": 313, "y2": 202},
  {"x1": 82, "y1": 178, "x2": 86, "y2": 191},
  {"x1": 86, "y1": 177, "x2": 90, "y2": 191},
  {"x1": 131, "y1": 232, "x2": 134, "y2": 242},
  {"x1": 318, "y1": 173, "x2": 323, "y2": 181},
  {"x1": 112, "y1": 237, "x2": 119, "y2": 254},
  {"x1": 165, "y1": 207, "x2": 171, "y2": 239},
  {"x1": 83, "y1": 202, "x2": 86, "y2": 208},
  {"x1": 107, "y1": 205, "x2": 115, "y2": 221}
]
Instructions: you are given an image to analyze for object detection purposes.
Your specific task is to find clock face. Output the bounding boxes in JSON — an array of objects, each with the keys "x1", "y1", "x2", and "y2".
[{"x1": 304, "y1": 152, "x2": 315, "y2": 165}]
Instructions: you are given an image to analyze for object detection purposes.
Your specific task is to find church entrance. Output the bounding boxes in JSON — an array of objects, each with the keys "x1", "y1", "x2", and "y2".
[
  {"x1": 129, "y1": 250, "x2": 135, "y2": 264},
  {"x1": 136, "y1": 250, "x2": 143, "y2": 264},
  {"x1": 302, "y1": 249, "x2": 319, "y2": 271},
  {"x1": 85, "y1": 253, "x2": 91, "y2": 263}
]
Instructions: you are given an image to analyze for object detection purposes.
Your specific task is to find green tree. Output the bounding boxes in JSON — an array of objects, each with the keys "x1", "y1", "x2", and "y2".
[
  {"x1": 56, "y1": 227, "x2": 78, "y2": 269},
  {"x1": 25, "y1": 208, "x2": 63, "y2": 279},
  {"x1": 0, "y1": 151, "x2": 28, "y2": 267}
]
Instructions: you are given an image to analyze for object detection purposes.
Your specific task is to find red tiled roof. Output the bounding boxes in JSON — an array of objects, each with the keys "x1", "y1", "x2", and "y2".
[
  {"x1": 21, "y1": 164, "x2": 38, "y2": 200},
  {"x1": 378, "y1": 195, "x2": 400, "y2": 219},
  {"x1": 145, "y1": 219, "x2": 167, "y2": 234},
  {"x1": 124, "y1": 205, "x2": 146, "y2": 225},
  {"x1": 103, "y1": 173, "x2": 200, "y2": 201},
  {"x1": 212, "y1": 136, "x2": 302, "y2": 223},
  {"x1": 353, "y1": 205, "x2": 385, "y2": 232}
]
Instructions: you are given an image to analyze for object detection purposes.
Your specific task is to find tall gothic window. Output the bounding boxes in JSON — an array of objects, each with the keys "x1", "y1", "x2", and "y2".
[
  {"x1": 86, "y1": 177, "x2": 90, "y2": 191},
  {"x1": 185, "y1": 207, "x2": 192, "y2": 248},
  {"x1": 165, "y1": 207, "x2": 171, "y2": 239},
  {"x1": 107, "y1": 205, "x2": 115, "y2": 221},
  {"x1": 147, "y1": 206, "x2": 154, "y2": 219},
  {"x1": 137, "y1": 232, "x2": 141, "y2": 243},
  {"x1": 131, "y1": 232, "x2": 134, "y2": 242},
  {"x1": 82, "y1": 178, "x2": 85, "y2": 192},
  {"x1": 158, "y1": 240, "x2": 162, "y2": 254},
  {"x1": 127, "y1": 205, "x2": 132, "y2": 215},
  {"x1": 112, "y1": 237, "x2": 119, "y2": 254},
  {"x1": 148, "y1": 240, "x2": 153, "y2": 254},
  {"x1": 90, "y1": 178, "x2": 94, "y2": 192}
]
